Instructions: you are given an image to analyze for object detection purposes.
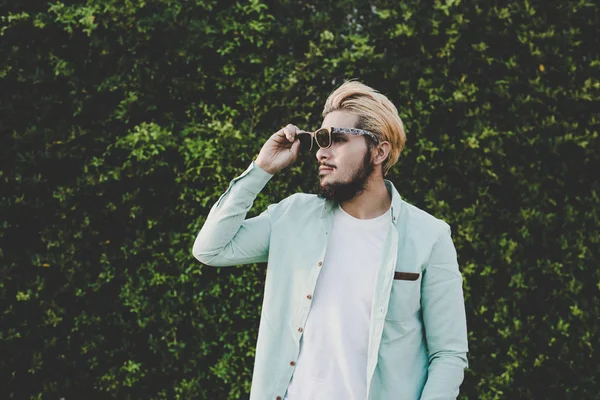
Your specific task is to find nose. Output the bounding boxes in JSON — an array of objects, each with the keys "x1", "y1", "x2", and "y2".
[{"x1": 316, "y1": 145, "x2": 331, "y2": 162}]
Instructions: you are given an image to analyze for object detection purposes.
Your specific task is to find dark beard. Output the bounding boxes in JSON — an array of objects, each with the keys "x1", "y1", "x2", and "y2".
[{"x1": 317, "y1": 149, "x2": 374, "y2": 203}]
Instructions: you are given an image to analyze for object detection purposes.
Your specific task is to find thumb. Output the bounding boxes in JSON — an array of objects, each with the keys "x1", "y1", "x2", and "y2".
[{"x1": 291, "y1": 137, "x2": 301, "y2": 155}]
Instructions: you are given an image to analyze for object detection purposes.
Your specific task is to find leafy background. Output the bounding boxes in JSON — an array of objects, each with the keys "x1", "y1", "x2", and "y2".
[{"x1": 1, "y1": 0, "x2": 598, "y2": 399}]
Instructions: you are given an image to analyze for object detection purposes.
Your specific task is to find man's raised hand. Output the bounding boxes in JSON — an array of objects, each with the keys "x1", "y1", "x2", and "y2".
[{"x1": 255, "y1": 124, "x2": 303, "y2": 174}]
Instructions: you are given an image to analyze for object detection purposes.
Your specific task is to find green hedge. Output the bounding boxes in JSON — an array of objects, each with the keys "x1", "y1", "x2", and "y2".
[{"x1": 1, "y1": 0, "x2": 598, "y2": 398}]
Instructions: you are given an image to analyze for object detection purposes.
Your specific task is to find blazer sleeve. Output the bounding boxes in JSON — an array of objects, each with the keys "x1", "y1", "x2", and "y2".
[
  {"x1": 192, "y1": 162, "x2": 276, "y2": 267},
  {"x1": 419, "y1": 223, "x2": 469, "y2": 400}
]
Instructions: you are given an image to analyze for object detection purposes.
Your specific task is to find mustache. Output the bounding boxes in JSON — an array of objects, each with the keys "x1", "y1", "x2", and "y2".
[{"x1": 319, "y1": 163, "x2": 336, "y2": 169}]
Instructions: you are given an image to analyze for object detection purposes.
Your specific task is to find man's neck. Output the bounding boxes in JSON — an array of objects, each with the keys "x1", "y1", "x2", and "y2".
[{"x1": 340, "y1": 176, "x2": 392, "y2": 219}]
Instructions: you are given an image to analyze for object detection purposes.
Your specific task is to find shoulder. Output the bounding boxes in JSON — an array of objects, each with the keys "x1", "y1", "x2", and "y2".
[
  {"x1": 398, "y1": 199, "x2": 451, "y2": 237},
  {"x1": 267, "y1": 192, "x2": 325, "y2": 221},
  {"x1": 277, "y1": 192, "x2": 323, "y2": 207}
]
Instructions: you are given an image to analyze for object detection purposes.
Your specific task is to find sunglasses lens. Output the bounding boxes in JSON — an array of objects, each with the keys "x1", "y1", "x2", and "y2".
[
  {"x1": 297, "y1": 133, "x2": 312, "y2": 152},
  {"x1": 315, "y1": 129, "x2": 330, "y2": 148}
]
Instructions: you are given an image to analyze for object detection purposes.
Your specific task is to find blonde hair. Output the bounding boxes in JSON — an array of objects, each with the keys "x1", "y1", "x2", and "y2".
[{"x1": 322, "y1": 80, "x2": 406, "y2": 175}]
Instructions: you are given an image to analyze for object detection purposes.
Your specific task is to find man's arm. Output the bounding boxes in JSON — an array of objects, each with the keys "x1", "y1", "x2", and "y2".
[
  {"x1": 192, "y1": 162, "x2": 274, "y2": 267},
  {"x1": 192, "y1": 124, "x2": 303, "y2": 267},
  {"x1": 419, "y1": 223, "x2": 469, "y2": 400}
]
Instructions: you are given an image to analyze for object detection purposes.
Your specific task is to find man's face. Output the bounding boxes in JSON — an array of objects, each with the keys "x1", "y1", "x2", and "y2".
[{"x1": 315, "y1": 110, "x2": 374, "y2": 202}]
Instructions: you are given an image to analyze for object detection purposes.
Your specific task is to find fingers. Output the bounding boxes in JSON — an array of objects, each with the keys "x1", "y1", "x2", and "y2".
[{"x1": 282, "y1": 123, "x2": 300, "y2": 142}]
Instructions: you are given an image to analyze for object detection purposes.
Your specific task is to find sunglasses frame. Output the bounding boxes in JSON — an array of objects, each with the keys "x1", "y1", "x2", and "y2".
[{"x1": 297, "y1": 127, "x2": 379, "y2": 152}]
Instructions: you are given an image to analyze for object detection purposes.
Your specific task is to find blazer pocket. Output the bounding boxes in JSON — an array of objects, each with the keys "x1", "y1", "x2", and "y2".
[
  {"x1": 394, "y1": 271, "x2": 420, "y2": 281},
  {"x1": 386, "y1": 272, "x2": 421, "y2": 322}
]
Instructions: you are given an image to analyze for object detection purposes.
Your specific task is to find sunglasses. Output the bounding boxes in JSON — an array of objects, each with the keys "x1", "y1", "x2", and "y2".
[{"x1": 296, "y1": 127, "x2": 379, "y2": 152}]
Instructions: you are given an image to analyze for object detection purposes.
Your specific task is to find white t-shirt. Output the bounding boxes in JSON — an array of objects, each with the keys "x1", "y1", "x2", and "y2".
[{"x1": 285, "y1": 204, "x2": 391, "y2": 400}]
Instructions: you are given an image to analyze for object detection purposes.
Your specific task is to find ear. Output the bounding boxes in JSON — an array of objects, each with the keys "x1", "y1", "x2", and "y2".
[{"x1": 372, "y1": 141, "x2": 391, "y2": 168}]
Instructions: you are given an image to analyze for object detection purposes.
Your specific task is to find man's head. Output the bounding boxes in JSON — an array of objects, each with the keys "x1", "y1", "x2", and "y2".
[{"x1": 315, "y1": 80, "x2": 406, "y2": 202}]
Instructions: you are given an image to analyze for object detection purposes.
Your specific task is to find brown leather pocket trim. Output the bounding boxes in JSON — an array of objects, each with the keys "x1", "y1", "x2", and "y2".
[{"x1": 393, "y1": 271, "x2": 420, "y2": 281}]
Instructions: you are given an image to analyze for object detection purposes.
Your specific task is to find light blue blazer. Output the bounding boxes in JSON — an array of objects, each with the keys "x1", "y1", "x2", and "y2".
[{"x1": 193, "y1": 162, "x2": 469, "y2": 400}]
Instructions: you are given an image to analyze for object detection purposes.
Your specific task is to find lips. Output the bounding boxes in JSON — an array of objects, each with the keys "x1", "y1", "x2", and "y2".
[{"x1": 319, "y1": 166, "x2": 334, "y2": 176}]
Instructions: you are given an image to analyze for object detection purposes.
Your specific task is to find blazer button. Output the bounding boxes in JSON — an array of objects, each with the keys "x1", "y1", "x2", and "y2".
[
  {"x1": 318, "y1": 261, "x2": 323, "y2": 267},
  {"x1": 276, "y1": 397, "x2": 282, "y2": 400},
  {"x1": 290, "y1": 361, "x2": 296, "y2": 366},
  {"x1": 306, "y1": 294, "x2": 312, "y2": 300}
]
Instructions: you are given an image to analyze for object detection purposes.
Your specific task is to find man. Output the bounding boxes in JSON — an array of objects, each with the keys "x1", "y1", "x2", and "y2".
[{"x1": 193, "y1": 81, "x2": 469, "y2": 400}]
